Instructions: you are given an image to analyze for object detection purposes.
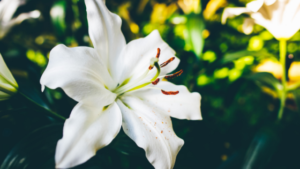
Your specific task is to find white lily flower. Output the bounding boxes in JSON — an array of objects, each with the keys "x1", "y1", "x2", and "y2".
[
  {"x1": 40, "y1": 0, "x2": 202, "y2": 168},
  {"x1": 0, "y1": 0, "x2": 41, "y2": 39},
  {"x1": 0, "y1": 53, "x2": 18, "y2": 101},
  {"x1": 222, "y1": 0, "x2": 300, "y2": 40}
]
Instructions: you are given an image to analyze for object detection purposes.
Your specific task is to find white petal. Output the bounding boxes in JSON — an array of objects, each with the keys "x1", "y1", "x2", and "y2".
[
  {"x1": 242, "y1": 18, "x2": 255, "y2": 35},
  {"x1": 288, "y1": 10, "x2": 300, "y2": 39},
  {"x1": 282, "y1": 0, "x2": 300, "y2": 25},
  {"x1": 117, "y1": 98, "x2": 184, "y2": 169},
  {"x1": 265, "y1": 0, "x2": 286, "y2": 25},
  {"x1": 118, "y1": 30, "x2": 180, "y2": 84},
  {"x1": 0, "y1": 0, "x2": 21, "y2": 23},
  {"x1": 10, "y1": 10, "x2": 40, "y2": 23},
  {"x1": 246, "y1": 0, "x2": 264, "y2": 12},
  {"x1": 0, "y1": 10, "x2": 41, "y2": 39},
  {"x1": 0, "y1": 10, "x2": 41, "y2": 38},
  {"x1": 249, "y1": 11, "x2": 272, "y2": 32},
  {"x1": 85, "y1": 0, "x2": 126, "y2": 83},
  {"x1": 40, "y1": 44, "x2": 117, "y2": 105},
  {"x1": 126, "y1": 81, "x2": 202, "y2": 120},
  {"x1": 222, "y1": 7, "x2": 250, "y2": 24},
  {"x1": 0, "y1": 53, "x2": 18, "y2": 95},
  {"x1": 264, "y1": 0, "x2": 276, "y2": 6},
  {"x1": 55, "y1": 102, "x2": 122, "y2": 168},
  {"x1": 0, "y1": 0, "x2": 40, "y2": 39}
]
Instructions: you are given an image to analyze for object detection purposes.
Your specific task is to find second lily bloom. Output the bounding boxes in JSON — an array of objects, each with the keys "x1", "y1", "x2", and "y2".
[{"x1": 222, "y1": 0, "x2": 300, "y2": 40}]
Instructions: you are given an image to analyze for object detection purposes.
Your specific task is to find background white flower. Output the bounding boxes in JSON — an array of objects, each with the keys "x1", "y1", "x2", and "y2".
[
  {"x1": 40, "y1": 0, "x2": 202, "y2": 168},
  {"x1": 0, "y1": 0, "x2": 40, "y2": 39},
  {"x1": 0, "y1": 53, "x2": 18, "y2": 101},
  {"x1": 222, "y1": 0, "x2": 300, "y2": 40}
]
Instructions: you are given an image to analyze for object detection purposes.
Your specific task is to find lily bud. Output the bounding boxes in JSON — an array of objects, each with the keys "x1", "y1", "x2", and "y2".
[{"x1": 0, "y1": 54, "x2": 18, "y2": 101}]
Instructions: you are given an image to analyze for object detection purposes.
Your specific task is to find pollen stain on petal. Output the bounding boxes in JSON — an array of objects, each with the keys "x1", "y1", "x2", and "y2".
[{"x1": 161, "y1": 130, "x2": 163, "y2": 133}]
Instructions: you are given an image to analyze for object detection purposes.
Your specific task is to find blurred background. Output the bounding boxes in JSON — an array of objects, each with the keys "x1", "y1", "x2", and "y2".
[{"x1": 1, "y1": 0, "x2": 300, "y2": 168}]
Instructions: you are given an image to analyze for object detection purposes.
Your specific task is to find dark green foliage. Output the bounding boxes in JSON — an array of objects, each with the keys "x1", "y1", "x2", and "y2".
[{"x1": 1, "y1": 0, "x2": 300, "y2": 169}]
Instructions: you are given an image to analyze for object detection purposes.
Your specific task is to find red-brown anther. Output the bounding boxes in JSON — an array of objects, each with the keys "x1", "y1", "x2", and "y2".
[
  {"x1": 156, "y1": 48, "x2": 161, "y2": 59},
  {"x1": 160, "y1": 57, "x2": 175, "y2": 68},
  {"x1": 149, "y1": 65, "x2": 153, "y2": 70},
  {"x1": 165, "y1": 69, "x2": 183, "y2": 79},
  {"x1": 151, "y1": 78, "x2": 160, "y2": 85},
  {"x1": 161, "y1": 90, "x2": 179, "y2": 95}
]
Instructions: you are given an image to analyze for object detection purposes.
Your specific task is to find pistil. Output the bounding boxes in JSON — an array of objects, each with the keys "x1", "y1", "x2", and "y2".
[{"x1": 161, "y1": 90, "x2": 179, "y2": 95}]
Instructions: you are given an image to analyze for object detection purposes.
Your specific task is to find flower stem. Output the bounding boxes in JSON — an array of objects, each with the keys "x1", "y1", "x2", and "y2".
[{"x1": 278, "y1": 40, "x2": 287, "y2": 120}]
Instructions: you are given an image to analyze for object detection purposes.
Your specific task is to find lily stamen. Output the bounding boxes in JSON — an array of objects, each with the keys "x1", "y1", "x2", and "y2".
[
  {"x1": 160, "y1": 57, "x2": 175, "y2": 68},
  {"x1": 151, "y1": 78, "x2": 160, "y2": 85},
  {"x1": 161, "y1": 90, "x2": 179, "y2": 95},
  {"x1": 115, "y1": 49, "x2": 182, "y2": 96},
  {"x1": 156, "y1": 48, "x2": 161, "y2": 58},
  {"x1": 118, "y1": 59, "x2": 161, "y2": 94},
  {"x1": 165, "y1": 69, "x2": 183, "y2": 79}
]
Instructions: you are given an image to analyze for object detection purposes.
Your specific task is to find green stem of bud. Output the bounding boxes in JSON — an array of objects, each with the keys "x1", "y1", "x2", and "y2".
[{"x1": 278, "y1": 40, "x2": 287, "y2": 120}]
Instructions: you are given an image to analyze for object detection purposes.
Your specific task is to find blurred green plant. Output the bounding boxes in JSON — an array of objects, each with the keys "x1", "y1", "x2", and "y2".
[{"x1": 1, "y1": 0, "x2": 300, "y2": 168}]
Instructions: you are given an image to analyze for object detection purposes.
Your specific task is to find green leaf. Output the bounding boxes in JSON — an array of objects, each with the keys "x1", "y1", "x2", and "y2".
[
  {"x1": 0, "y1": 124, "x2": 144, "y2": 169},
  {"x1": 242, "y1": 125, "x2": 280, "y2": 169},
  {"x1": 18, "y1": 81, "x2": 49, "y2": 110},
  {"x1": 247, "y1": 72, "x2": 282, "y2": 92},
  {"x1": 0, "y1": 124, "x2": 63, "y2": 169},
  {"x1": 17, "y1": 78, "x2": 65, "y2": 121},
  {"x1": 186, "y1": 14, "x2": 205, "y2": 58},
  {"x1": 222, "y1": 50, "x2": 277, "y2": 64}
]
